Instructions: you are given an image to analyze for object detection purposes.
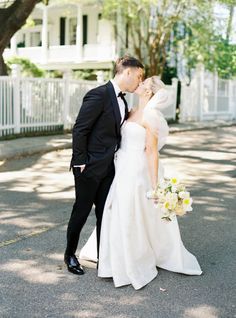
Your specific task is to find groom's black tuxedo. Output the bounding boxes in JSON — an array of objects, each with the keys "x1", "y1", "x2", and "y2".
[
  {"x1": 66, "y1": 81, "x2": 128, "y2": 258},
  {"x1": 70, "y1": 81, "x2": 124, "y2": 178}
]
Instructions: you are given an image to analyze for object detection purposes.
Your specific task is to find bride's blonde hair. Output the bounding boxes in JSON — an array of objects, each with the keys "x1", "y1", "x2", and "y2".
[{"x1": 148, "y1": 76, "x2": 166, "y2": 96}]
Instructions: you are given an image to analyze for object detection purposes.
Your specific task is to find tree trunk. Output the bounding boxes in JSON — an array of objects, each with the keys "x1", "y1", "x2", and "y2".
[
  {"x1": 0, "y1": 55, "x2": 7, "y2": 75},
  {"x1": 0, "y1": 0, "x2": 39, "y2": 75},
  {"x1": 226, "y1": 4, "x2": 234, "y2": 43}
]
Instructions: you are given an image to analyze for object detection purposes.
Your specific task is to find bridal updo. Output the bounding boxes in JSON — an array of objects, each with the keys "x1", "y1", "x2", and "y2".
[{"x1": 146, "y1": 76, "x2": 166, "y2": 97}]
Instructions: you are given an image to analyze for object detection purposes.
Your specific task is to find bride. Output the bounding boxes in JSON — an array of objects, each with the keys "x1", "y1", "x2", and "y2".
[{"x1": 80, "y1": 76, "x2": 202, "y2": 290}]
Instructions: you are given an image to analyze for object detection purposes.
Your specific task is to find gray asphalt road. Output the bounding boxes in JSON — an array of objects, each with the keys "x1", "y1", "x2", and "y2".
[{"x1": 0, "y1": 127, "x2": 235, "y2": 318}]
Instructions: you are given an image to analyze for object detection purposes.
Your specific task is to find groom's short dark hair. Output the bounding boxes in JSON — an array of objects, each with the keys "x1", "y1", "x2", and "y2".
[{"x1": 114, "y1": 55, "x2": 144, "y2": 75}]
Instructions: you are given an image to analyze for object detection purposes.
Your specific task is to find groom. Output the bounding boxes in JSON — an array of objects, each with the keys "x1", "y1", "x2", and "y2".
[{"x1": 64, "y1": 55, "x2": 144, "y2": 275}]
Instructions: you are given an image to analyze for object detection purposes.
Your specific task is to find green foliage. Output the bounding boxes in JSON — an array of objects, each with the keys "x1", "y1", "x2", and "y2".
[
  {"x1": 102, "y1": 0, "x2": 236, "y2": 79},
  {"x1": 102, "y1": 0, "x2": 218, "y2": 77},
  {"x1": 45, "y1": 70, "x2": 63, "y2": 78},
  {"x1": 73, "y1": 69, "x2": 110, "y2": 81},
  {"x1": 208, "y1": 38, "x2": 236, "y2": 78},
  {"x1": 6, "y1": 57, "x2": 45, "y2": 77},
  {"x1": 178, "y1": 12, "x2": 236, "y2": 79}
]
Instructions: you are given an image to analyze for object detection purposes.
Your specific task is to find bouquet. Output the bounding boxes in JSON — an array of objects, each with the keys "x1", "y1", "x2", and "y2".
[{"x1": 146, "y1": 177, "x2": 193, "y2": 221}]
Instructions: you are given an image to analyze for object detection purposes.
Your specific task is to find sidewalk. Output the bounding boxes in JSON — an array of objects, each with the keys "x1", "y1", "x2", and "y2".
[{"x1": 0, "y1": 119, "x2": 235, "y2": 161}]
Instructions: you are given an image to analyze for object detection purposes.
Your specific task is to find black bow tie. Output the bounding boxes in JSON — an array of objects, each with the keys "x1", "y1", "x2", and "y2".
[
  {"x1": 117, "y1": 91, "x2": 129, "y2": 125},
  {"x1": 118, "y1": 91, "x2": 126, "y2": 98}
]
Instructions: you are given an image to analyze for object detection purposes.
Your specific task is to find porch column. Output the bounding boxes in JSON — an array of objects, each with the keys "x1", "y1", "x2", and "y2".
[
  {"x1": 76, "y1": 4, "x2": 83, "y2": 61},
  {"x1": 10, "y1": 33, "x2": 17, "y2": 56},
  {"x1": 41, "y1": 4, "x2": 48, "y2": 63}
]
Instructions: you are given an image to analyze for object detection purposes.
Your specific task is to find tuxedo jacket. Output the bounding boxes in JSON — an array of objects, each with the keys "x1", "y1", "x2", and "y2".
[{"x1": 70, "y1": 81, "x2": 124, "y2": 178}]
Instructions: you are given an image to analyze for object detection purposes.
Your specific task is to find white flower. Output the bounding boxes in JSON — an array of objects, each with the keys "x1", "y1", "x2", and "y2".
[
  {"x1": 183, "y1": 197, "x2": 193, "y2": 212},
  {"x1": 151, "y1": 177, "x2": 193, "y2": 221},
  {"x1": 175, "y1": 203, "x2": 186, "y2": 216},
  {"x1": 171, "y1": 185, "x2": 178, "y2": 193},
  {"x1": 157, "y1": 188, "x2": 165, "y2": 201},
  {"x1": 178, "y1": 191, "x2": 190, "y2": 199},
  {"x1": 159, "y1": 179, "x2": 168, "y2": 189},
  {"x1": 177, "y1": 184, "x2": 186, "y2": 192},
  {"x1": 146, "y1": 190, "x2": 157, "y2": 199},
  {"x1": 166, "y1": 192, "x2": 178, "y2": 204}
]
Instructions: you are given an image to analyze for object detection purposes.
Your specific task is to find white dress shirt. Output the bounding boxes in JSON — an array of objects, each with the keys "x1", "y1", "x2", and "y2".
[{"x1": 110, "y1": 79, "x2": 126, "y2": 124}]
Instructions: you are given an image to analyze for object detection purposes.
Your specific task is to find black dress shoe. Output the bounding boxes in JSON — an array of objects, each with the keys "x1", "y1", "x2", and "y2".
[{"x1": 64, "y1": 255, "x2": 84, "y2": 275}]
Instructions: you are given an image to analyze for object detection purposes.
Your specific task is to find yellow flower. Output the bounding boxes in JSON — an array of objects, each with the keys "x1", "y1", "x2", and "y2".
[
  {"x1": 164, "y1": 201, "x2": 170, "y2": 209},
  {"x1": 170, "y1": 178, "x2": 179, "y2": 185},
  {"x1": 183, "y1": 198, "x2": 190, "y2": 205}
]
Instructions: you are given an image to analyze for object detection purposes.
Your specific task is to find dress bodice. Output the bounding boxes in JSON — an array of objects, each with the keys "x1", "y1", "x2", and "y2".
[
  {"x1": 120, "y1": 122, "x2": 146, "y2": 152},
  {"x1": 120, "y1": 117, "x2": 168, "y2": 152}
]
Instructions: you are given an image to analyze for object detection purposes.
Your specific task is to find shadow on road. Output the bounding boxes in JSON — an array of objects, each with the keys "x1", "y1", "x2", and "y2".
[{"x1": 0, "y1": 127, "x2": 235, "y2": 317}]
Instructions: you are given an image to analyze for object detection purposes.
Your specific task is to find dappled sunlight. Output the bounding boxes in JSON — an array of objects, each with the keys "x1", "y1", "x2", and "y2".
[
  {"x1": 203, "y1": 215, "x2": 230, "y2": 222},
  {"x1": 0, "y1": 259, "x2": 64, "y2": 284},
  {"x1": 0, "y1": 211, "x2": 20, "y2": 220},
  {"x1": 174, "y1": 149, "x2": 235, "y2": 161},
  {"x1": 1, "y1": 170, "x2": 74, "y2": 197},
  {"x1": 66, "y1": 310, "x2": 102, "y2": 318},
  {"x1": 0, "y1": 215, "x2": 55, "y2": 229},
  {"x1": 118, "y1": 295, "x2": 147, "y2": 305},
  {"x1": 0, "y1": 160, "x2": 5, "y2": 167},
  {"x1": 0, "y1": 151, "x2": 74, "y2": 201},
  {"x1": 206, "y1": 206, "x2": 227, "y2": 213},
  {"x1": 183, "y1": 305, "x2": 219, "y2": 318},
  {"x1": 0, "y1": 127, "x2": 235, "y2": 318},
  {"x1": 48, "y1": 253, "x2": 64, "y2": 261}
]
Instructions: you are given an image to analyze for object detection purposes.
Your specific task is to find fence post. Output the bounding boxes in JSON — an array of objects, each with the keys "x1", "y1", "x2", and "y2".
[
  {"x1": 179, "y1": 82, "x2": 186, "y2": 122},
  {"x1": 96, "y1": 71, "x2": 104, "y2": 84},
  {"x1": 213, "y1": 71, "x2": 218, "y2": 114},
  {"x1": 197, "y1": 64, "x2": 204, "y2": 121},
  {"x1": 63, "y1": 70, "x2": 71, "y2": 130},
  {"x1": 171, "y1": 77, "x2": 178, "y2": 120},
  {"x1": 12, "y1": 64, "x2": 21, "y2": 134},
  {"x1": 228, "y1": 79, "x2": 234, "y2": 119}
]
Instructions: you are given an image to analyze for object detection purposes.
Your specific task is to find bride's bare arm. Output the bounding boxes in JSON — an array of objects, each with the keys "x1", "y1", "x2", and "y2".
[{"x1": 145, "y1": 126, "x2": 159, "y2": 190}]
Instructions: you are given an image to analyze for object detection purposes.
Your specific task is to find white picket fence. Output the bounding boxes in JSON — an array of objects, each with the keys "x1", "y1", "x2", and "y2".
[
  {"x1": 0, "y1": 67, "x2": 98, "y2": 136},
  {"x1": 180, "y1": 65, "x2": 236, "y2": 122},
  {"x1": 0, "y1": 67, "x2": 178, "y2": 137}
]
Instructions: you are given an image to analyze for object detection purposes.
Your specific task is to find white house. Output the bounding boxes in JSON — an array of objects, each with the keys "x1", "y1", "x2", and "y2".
[{"x1": 3, "y1": 1, "x2": 116, "y2": 71}]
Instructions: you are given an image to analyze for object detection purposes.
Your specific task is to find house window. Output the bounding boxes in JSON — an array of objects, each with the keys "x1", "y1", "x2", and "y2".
[
  {"x1": 30, "y1": 32, "x2": 41, "y2": 46},
  {"x1": 60, "y1": 17, "x2": 66, "y2": 45},
  {"x1": 34, "y1": 19, "x2": 42, "y2": 25},
  {"x1": 83, "y1": 15, "x2": 88, "y2": 45}
]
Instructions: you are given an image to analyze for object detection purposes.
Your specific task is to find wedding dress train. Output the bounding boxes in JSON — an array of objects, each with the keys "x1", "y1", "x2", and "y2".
[{"x1": 80, "y1": 119, "x2": 202, "y2": 290}]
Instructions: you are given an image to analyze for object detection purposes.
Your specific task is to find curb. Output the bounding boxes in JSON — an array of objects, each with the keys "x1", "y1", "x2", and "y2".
[
  {"x1": 0, "y1": 143, "x2": 72, "y2": 161},
  {"x1": 169, "y1": 121, "x2": 236, "y2": 134},
  {"x1": 0, "y1": 122, "x2": 235, "y2": 161}
]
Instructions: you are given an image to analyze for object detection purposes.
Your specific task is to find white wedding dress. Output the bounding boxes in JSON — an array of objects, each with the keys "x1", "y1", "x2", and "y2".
[{"x1": 80, "y1": 93, "x2": 202, "y2": 290}]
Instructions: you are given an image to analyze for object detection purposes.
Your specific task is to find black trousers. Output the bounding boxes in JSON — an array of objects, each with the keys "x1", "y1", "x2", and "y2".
[{"x1": 65, "y1": 164, "x2": 115, "y2": 258}]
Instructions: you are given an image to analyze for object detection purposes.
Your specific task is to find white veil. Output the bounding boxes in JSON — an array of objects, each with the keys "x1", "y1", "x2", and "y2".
[{"x1": 143, "y1": 87, "x2": 171, "y2": 150}]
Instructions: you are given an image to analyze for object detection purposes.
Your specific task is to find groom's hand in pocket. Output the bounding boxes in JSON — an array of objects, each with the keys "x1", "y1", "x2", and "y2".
[{"x1": 73, "y1": 165, "x2": 86, "y2": 174}]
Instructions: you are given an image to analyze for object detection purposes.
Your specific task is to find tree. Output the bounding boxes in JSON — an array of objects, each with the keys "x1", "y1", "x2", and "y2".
[
  {"x1": 0, "y1": 0, "x2": 50, "y2": 75},
  {"x1": 102, "y1": 0, "x2": 216, "y2": 77},
  {"x1": 179, "y1": 0, "x2": 236, "y2": 79},
  {"x1": 102, "y1": 0, "x2": 236, "y2": 79}
]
